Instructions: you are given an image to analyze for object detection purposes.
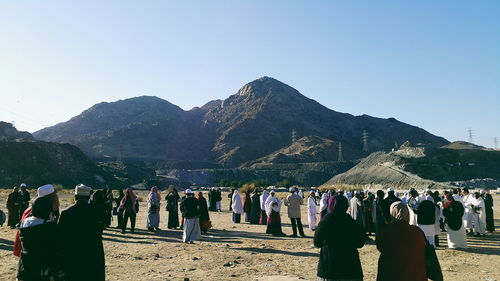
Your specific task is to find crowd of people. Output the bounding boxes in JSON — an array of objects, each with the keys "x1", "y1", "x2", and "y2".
[{"x1": 2, "y1": 183, "x2": 496, "y2": 281}]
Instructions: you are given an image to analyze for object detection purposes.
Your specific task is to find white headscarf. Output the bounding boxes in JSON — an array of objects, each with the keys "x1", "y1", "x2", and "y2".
[
  {"x1": 232, "y1": 190, "x2": 243, "y2": 214},
  {"x1": 265, "y1": 193, "x2": 281, "y2": 216},
  {"x1": 260, "y1": 190, "x2": 269, "y2": 210},
  {"x1": 319, "y1": 193, "x2": 328, "y2": 212}
]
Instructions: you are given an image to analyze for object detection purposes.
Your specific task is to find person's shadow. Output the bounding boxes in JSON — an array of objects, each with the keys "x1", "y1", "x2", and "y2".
[{"x1": 0, "y1": 238, "x2": 14, "y2": 251}]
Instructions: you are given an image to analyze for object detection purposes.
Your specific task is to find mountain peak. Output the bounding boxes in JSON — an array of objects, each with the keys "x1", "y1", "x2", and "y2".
[{"x1": 236, "y1": 76, "x2": 300, "y2": 99}]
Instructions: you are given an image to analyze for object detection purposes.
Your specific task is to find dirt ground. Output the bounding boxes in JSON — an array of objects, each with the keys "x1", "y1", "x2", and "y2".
[{"x1": 0, "y1": 190, "x2": 499, "y2": 281}]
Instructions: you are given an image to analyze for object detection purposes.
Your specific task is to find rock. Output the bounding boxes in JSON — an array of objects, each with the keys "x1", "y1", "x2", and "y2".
[
  {"x1": 192, "y1": 257, "x2": 199, "y2": 260},
  {"x1": 223, "y1": 262, "x2": 233, "y2": 267}
]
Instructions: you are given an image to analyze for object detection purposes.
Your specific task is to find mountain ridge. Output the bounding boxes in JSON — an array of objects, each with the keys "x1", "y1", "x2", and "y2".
[{"x1": 33, "y1": 77, "x2": 449, "y2": 169}]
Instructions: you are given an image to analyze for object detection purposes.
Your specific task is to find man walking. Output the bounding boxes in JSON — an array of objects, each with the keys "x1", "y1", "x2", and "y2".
[
  {"x1": 180, "y1": 189, "x2": 201, "y2": 244},
  {"x1": 284, "y1": 187, "x2": 305, "y2": 237},
  {"x1": 58, "y1": 184, "x2": 105, "y2": 281}
]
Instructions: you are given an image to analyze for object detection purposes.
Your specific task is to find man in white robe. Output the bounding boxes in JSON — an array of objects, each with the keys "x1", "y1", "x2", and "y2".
[
  {"x1": 471, "y1": 192, "x2": 486, "y2": 236},
  {"x1": 307, "y1": 192, "x2": 317, "y2": 231},
  {"x1": 462, "y1": 188, "x2": 474, "y2": 233}
]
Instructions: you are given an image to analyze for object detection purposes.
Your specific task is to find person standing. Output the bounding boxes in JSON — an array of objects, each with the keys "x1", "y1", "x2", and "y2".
[
  {"x1": 58, "y1": 184, "x2": 105, "y2": 281},
  {"x1": 373, "y1": 190, "x2": 386, "y2": 235},
  {"x1": 19, "y1": 184, "x2": 30, "y2": 218},
  {"x1": 442, "y1": 193, "x2": 467, "y2": 249},
  {"x1": 17, "y1": 196, "x2": 63, "y2": 281},
  {"x1": 259, "y1": 189, "x2": 269, "y2": 225},
  {"x1": 376, "y1": 202, "x2": 429, "y2": 281},
  {"x1": 6, "y1": 186, "x2": 21, "y2": 228},
  {"x1": 104, "y1": 189, "x2": 114, "y2": 227},
  {"x1": 180, "y1": 189, "x2": 201, "y2": 243},
  {"x1": 381, "y1": 187, "x2": 401, "y2": 224},
  {"x1": 462, "y1": 188, "x2": 474, "y2": 234},
  {"x1": 471, "y1": 192, "x2": 486, "y2": 237},
  {"x1": 265, "y1": 191, "x2": 286, "y2": 236},
  {"x1": 119, "y1": 188, "x2": 139, "y2": 234},
  {"x1": 307, "y1": 191, "x2": 317, "y2": 231},
  {"x1": 284, "y1": 187, "x2": 305, "y2": 237},
  {"x1": 363, "y1": 192, "x2": 375, "y2": 236},
  {"x1": 319, "y1": 192, "x2": 329, "y2": 220},
  {"x1": 243, "y1": 190, "x2": 252, "y2": 222},
  {"x1": 197, "y1": 192, "x2": 210, "y2": 234},
  {"x1": 13, "y1": 184, "x2": 60, "y2": 258},
  {"x1": 249, "y1": 188, "x2": 262, "y2": 224},
  {"x1": 91, "y1": 190, "x2": 107, "y2": 231},
  {"x1": 484, "y1": 189, "x2": 495, "y2": 232},
  {"x1": 416, "y1": 199, "x2": 437, "y2": 246},
  {"x1": 165, "y1": 188, "x2": 180, "y2": 229},
  {"x1": 215, "y1": 188, "x2": 222, "y2": 212},
  {"x1": 231, "y1": 190, "x2": 244, "y2": 223},
  {"x1": 147, "y1": 187, "x2": 161, "y2": 232},
  {"x1": 314, "y1": 195, "x2": 365, "y2": 281},
  {"x1": 115, "y1": 189, "x2": 125, "y2": 229},
  {"x1": 228, "y1": 189, "x2": 235, "y2": 211}
]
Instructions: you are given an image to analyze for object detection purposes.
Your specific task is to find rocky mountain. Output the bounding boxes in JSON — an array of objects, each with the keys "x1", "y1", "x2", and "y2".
[
  {"x1": 322, "y1": 141, "x2": 500, "y2": 190},
  {"x1": 34, "y1": 77, "x2": 449, "y2": 170},
  {"x1": 0, "y1": 123, "x2": 120, "y2": 188},
  {"x1": 0, "y1": 122, "x2": 34, "y2": 141}
]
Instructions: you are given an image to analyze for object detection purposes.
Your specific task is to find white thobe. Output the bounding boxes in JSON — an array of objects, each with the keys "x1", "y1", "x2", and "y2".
[
  {"x1": 307, "y1": 197, "x2": 317, "y2": 230},
  {"x1": 471, "y1": 197, "x2": 486, "y2": 234},
  {"x1": 462, "y1": 194, "x2": 474, "y2": 229}
]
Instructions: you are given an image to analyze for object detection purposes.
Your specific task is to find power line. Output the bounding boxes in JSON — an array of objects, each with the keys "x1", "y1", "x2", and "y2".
[
  {"x1": 467, "y1": 128, "x2": 474, "y2": 144},
  {"x1": 362, "y1": 130, "x2": 369, "y2": 152},
  {"x1": 338, "y1": 142, "x2": 344, "y2": 162}
]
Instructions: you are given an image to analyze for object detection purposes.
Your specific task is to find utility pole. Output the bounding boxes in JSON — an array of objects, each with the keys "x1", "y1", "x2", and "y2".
[
  {"x1": 338, "y1": 142, "x2": 344, "y2": 162},
  {"x1": 362, "y1": 130, "x2": 369, "y2": 152},
  {"x1": 494, "y1": 136, "x2": 498, "y2": 150},
  {"x1": 291, "y1": 129, "x2": 298, "y2": 143},
  {"x1": 468, "y1": 128, "x2": 474, "y2": 144}
]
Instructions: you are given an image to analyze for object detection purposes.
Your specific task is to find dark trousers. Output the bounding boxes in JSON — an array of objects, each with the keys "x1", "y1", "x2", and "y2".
[
  {"x1": 117, "y1": 209, "x2": 124, "y2": 228},
  {"x1": 233, "y1": 213, "x2": 241, "y2": 223},
  {"x1": 290, "y1": 218, "x2": 305, "y2": 236},
  {"x1": 122, "y1": 209, "x2": 136, "y2": 232}
]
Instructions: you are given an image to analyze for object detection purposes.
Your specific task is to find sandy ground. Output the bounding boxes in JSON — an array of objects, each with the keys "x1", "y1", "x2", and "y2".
[{"x1": 0, "y1": 190, "x2": 499, "y2": 281}]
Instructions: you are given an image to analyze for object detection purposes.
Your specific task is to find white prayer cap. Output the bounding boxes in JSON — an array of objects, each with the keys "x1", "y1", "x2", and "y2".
[
  {"x1": 387, "y1": 187, "x2": 395, "y2": 192},
  {"x1": 185, "y1": 189, "x2": 194, "y2": 194},
  {"x1": 480, "y1": 189, "x2": 485, "y2": 194},
  {"x1": 37, "y1": 184, "x2": 55, "y2": 197},
  {"x1": 75, "y1": 184, "x2": 91, "y2": 196},
  {"x1": 354, "y1": 190, "x2": 360, "y2": 195},
  {"x1": 20, "y1": 183, "x2": 27, "y2": 188},
  {"x1": 289, "y1": 187, "x2": 296, "y2": 193}
]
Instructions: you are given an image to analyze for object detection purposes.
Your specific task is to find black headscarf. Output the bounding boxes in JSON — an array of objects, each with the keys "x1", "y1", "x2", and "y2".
[
  {"x1": 31, "y1": 196, "x2": 53, "y2": 220},
  {"x1": 332, "y1": 195, "x2": 349, "y2": 214}
]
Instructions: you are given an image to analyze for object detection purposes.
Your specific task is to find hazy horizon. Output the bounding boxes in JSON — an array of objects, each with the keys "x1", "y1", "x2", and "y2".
[{"x1": 1, "y1": 1, "x2": 498, "y2": 148}]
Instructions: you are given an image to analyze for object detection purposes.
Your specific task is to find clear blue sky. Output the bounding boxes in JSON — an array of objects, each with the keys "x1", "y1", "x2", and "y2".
[{"x1": 1, "y1": 1, "x2": 499, "y2": 148}]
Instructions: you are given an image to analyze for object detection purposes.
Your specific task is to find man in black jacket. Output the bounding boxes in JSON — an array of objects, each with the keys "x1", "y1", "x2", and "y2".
[
  {"x1": 58, "y1": 184, "x2": 105, "y2": 281},
  {"x1": 180, "y1": 189, "x2": 201, "y2": 244},
  {"x1": 382, "y1": 187, "x2": 401, "y2": 224}
]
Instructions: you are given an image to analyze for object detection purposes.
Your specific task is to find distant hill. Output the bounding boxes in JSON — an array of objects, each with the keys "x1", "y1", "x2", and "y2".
[
  {"x1": 34, "y1": 77, "x2": 449, "y2": 171},
  {"x1": 322, "y1": 141, "x2": 500, "y2": 189},
  {"x1": 0, "y1": 122, "x2": 34, "y2": 141},
  {"x1": 0, "y1": 123, "x2": 120, "y2": 188}
]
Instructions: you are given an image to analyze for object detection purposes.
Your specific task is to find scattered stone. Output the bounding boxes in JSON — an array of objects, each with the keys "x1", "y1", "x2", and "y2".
[
  {"x1": 230, "y1": 274, "x2": 238, "y2": 277},
  {"x1": 233, "y1": 260, "x2": 241, "y2": 264},
  {"x1": 267, "y1": 258, "x2": 273, "y2": 262},
  {"x1": 134, "y1": 256, "x2": 144, "y2": 260},
  {"x1": 223, "y1": 262, "x2": 233, "y2": 267},
  {"x1": 183, "y1": 278, "x2": 190, "y2": 281},
  {"x1": 265, "y1": 264, "x2": 274, "y2": 267},
  {"x1": 192, "y1": 257, "x2": 199, "y2": 260}
]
